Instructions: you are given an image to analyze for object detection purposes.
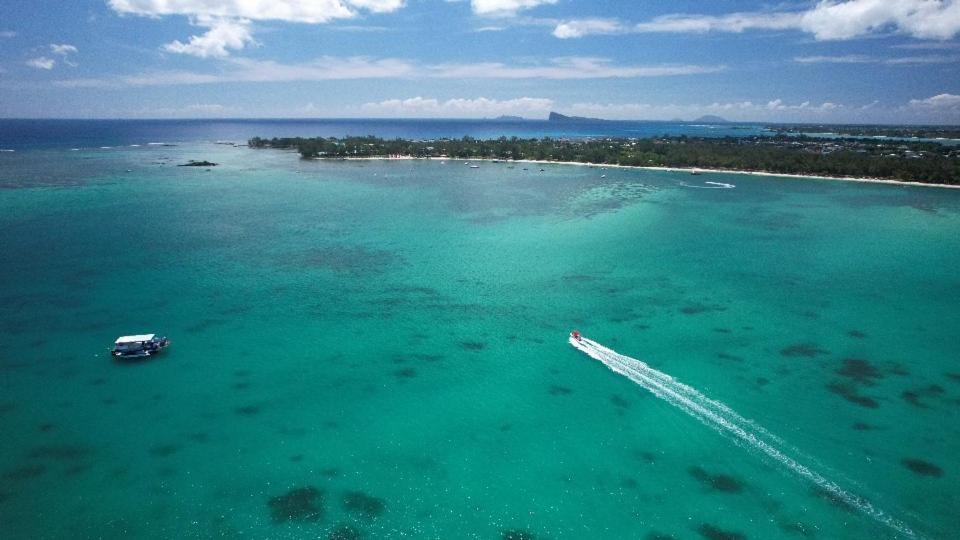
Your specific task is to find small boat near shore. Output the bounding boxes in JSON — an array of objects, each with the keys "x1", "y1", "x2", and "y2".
[{"x1": 111, "y1": 334, "x2": 170, "y2": 359}]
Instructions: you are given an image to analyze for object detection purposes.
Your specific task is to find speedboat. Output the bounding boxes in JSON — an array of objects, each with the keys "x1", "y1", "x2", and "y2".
[{"x1": 111, "y1": 334, "x2": 170, "y2": 359}]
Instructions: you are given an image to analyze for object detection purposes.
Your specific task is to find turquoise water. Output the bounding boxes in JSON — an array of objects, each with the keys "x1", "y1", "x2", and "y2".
[{"x1": 1, "y1": 143, "x2": 959, "y2": 539}]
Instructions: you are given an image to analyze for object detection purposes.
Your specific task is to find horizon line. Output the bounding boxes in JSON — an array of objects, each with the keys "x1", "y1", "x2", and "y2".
[{"x1": 0, "y1": 117, "x2": 958, "y2": 127}]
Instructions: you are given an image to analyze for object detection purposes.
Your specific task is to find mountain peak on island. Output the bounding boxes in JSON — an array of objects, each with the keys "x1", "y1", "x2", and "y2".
[
  {"x1": 548, "y1": 111, "x2": 608, "y2": 122},
  {"x1": 692, "y1": 115, "x2": 730, "y2": 123}
]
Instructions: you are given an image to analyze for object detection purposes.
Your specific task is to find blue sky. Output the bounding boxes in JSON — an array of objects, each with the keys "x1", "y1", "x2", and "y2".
[{"x1": 1, "y1": 0, "x2": 959, "y2": 122}]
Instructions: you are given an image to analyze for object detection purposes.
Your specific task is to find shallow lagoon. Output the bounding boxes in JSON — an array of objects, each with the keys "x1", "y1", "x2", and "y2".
[{"x1": 1, "y1": 143, "x2": 959, "y2": 539}]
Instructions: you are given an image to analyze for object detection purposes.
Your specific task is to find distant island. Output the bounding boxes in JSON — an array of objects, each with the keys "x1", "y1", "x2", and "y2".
[
  {"x1": 249, "y1": 135, "x2": 960, "y2": 185},
  {"x1": 548, "y1": 112, "x2": 731, "y2": 124},
  {"x1": 490, "y1": 115, "x2": 526, "y2": 121},
  {"x1": 548, "y1": 112, "x2": 611, "y2": 123},
  {"x1": 692, "y1": 115, "x2": 730, "y2": 123}
]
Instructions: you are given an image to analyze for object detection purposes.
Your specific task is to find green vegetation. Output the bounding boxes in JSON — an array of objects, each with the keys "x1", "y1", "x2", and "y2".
[
  {"x1": 248, "y1": 135, "x2": 960, "y2": 185},
  {"x1": 770, "y1": 124, "x2": 960, "y2": 140}
]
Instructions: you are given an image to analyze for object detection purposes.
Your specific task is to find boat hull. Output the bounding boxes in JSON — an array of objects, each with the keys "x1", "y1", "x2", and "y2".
[{"x1": 111, "y1": 338, "x2": 170, "y2": 359}]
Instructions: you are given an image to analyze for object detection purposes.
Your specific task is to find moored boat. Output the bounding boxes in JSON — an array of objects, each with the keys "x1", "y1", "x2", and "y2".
[{"x1": 112, "y1": 334, "x2": 170, "y2": 358}]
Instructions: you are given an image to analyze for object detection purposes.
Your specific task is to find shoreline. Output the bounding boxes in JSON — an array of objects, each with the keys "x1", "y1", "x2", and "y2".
[{"x1": 314, "y1": 155, "x2": 960, "y2": 190}]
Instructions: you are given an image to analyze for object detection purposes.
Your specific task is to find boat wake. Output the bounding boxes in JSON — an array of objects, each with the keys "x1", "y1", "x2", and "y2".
[
  {"x1": 680, "y1": 180, "x2": 736, "y2": 189},
  {"x1": 569, "y1": 336, "x2": 914, "y2": 538}
]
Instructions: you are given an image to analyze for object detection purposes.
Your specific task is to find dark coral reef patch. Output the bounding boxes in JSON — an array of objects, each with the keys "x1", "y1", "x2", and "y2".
[
  {"x1": 459, "y1": 341, "x2": 486, "y2": 351},
  {"x1": 780, "y1": 343, "x2": 829, "y2": 358},
  {"x1": 688, "y1": 466, "x2": 745, "y2": 493},
  {"x1": 826, "y1": 382, "x2": 878, "y2": 408},
  {"x1": 341, "y1": 490, "x2": 386, "y2": 519},
  {"x1": 268, "y1": 486, "x2": 325, "y2": 523},
  {"x1": 901, "y1": 385, "x2": 945, "y2": 408},
  {"x1": 697, "y1": 523, "x2": 746, "y2": 540},
  {"x1": 392, "y1": 367, "x2": 417, "y2": 379},
  {"x1": 235, "y1": 404, "x2": 262, "y2": 416},
  {"x1": 610, "y1": 394, "x2": 631, "y2": 408},
  {"x1": 836, "y1": 358, "x2": 883, "y2": 386},
  {"x1": 902, "y1": 459, "x2": 943, "y2": 477}
]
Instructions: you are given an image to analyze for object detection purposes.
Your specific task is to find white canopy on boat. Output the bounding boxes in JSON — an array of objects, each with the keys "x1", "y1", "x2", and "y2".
[{"x1": 115, "y1": 334, "x2": 155, "y2": 344}]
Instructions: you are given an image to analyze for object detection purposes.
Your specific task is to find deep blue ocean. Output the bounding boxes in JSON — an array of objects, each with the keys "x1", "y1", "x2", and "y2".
[{"x1": 0, "y1": 118, "x2": 768, "y2": 151}]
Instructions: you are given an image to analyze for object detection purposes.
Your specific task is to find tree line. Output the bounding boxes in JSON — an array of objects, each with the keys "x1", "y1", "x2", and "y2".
[{"x1": 248, "y1": 135, "x2": 960, "y2": 185}]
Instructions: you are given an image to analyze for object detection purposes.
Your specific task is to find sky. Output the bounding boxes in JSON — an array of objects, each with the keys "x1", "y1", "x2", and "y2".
[{"x1": 1, "y1": 0, "x2": 959, "y2": 123}]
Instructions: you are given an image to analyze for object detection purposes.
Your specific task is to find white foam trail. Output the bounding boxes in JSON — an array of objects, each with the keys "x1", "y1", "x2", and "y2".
[
  {"x1": 679, "y1": 181, "x2": 735, "y2": 189},
  {"x1": 705, "y1": 181, "x2": 735, "y2": 188},
  {"x1": 570, "y1": 336, "x2": 915, "y2": 538}
]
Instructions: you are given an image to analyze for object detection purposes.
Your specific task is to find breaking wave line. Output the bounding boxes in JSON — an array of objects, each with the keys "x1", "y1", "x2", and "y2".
[{"x1": 570, "y1": 336, "x2": 914, "y2": 538}]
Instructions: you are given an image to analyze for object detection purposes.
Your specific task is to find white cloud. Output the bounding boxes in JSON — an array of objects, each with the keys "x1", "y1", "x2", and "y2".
[
  {"x1": 109, "y1": 0, "x2": 406, "y2": 56},
  {"x1": 564, "y1": 99, "x2": 846, "y2": 121},
  {"x1": 184, "y1": 103, "x2": 230, "y2": 113},
  {"x1": 54, "y1": 56, "x2": 720, "y2": 87},
  {"x1": 907, "y1": 93, "x2": 960, "y2": 108},
  {"x1": 360, "y1": 96, "x2": 554, "y2": 117},
  {"x1": 0, "y1": 30, "x2": 16, "y2": 38},
  {"x1": 471, "y1": 0, "x2": 556, "y2": 17},
  {"x1": 26, "y1": 57, "x2": 55, "y2": 70},
  {"x1": 892, "y1": 41, "x2": 960, "y2": 49},
  {"x1": 552, "y1": 18, "x2": 624, "y2": 39},
  {"x1": 764, "y1": 99, "x2": 840, "y2": 111},
  {"x1": 50, "y1": 43, "x2": 78, "y2": 55},
  {"x1": 795, "y1": 53, "x2": 960, "y2": 64},
  {"x1": 901, "y1": 93, "x2": 960, "y2": 122},
  {"x1": 880, "y1": 54, "x2": 960, "y2": 64},
  {"x1": 223, "y1": 56, "x2": 414, "y2": 80},
  {"x1": 108, "y1": 0, "x2": 404, "y2": 23},
  {"x1": 427, "y1": 57, "x2": 723, "y2": 79},
  {"x1": 55, "y1": 56, "x2": 415, "y2": 87},
  {"x1": 163, "y1": 17, "x2": 255, "y2": 58},
  {"x1": 794, "y1": 54, "x2": 873, "y2": 63},
  {"x1": 799, "y1": 0, "x2": 960, "y2": 40},
  {"x1": 634, "y1": 12, "x2": 800, "y2": 35},
  {"x1": 555, "y1": 0, "x2": 960, "y2": 41}
]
